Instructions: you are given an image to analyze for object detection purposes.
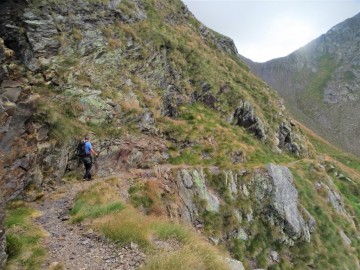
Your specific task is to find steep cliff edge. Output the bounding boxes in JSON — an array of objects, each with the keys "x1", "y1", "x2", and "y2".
[
  {"x1": 1, "y1": 0, "x2": 360, "y2": 269},
  {"x1": 247, "y1": 12, "x2": 360, "y2": 157}
]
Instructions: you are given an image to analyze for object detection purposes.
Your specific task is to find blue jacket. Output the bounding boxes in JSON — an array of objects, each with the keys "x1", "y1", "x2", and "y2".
[{"x1": 85, "y1": 141, "x2": 92, "y2": 154}]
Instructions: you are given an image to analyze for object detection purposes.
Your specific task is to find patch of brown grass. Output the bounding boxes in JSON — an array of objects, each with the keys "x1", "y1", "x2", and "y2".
[{"x1": 141, "y1": 236, "x2": 230, "y2": 270}]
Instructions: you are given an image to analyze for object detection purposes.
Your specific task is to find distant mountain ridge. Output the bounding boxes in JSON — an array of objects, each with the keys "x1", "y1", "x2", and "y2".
[{"x1": 246, "y1": 12, "x2": 360, "y2": 156}]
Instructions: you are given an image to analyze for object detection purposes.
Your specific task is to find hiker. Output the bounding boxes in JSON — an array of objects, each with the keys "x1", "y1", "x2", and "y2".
[{"x1": 79, "y1": 135, "x2": 98, "y2": 181}]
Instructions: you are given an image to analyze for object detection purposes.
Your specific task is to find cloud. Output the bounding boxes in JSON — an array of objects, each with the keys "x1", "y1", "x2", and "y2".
[{"x1": 183, "y1": 0, "x2": 360, "y2": 61}]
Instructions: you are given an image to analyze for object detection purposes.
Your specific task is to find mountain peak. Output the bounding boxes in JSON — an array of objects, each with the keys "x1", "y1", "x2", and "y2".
[{"x1": 248, "y1": 11, "x2": 360, "y2": 157}]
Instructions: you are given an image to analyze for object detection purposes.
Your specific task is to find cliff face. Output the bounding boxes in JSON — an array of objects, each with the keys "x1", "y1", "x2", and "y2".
[
  {"x1": 247, "y1": 13, "x2": 360, "y2": 157},
  {"x1": 1, "y1": 0, "x2": 360, "y2": 269},
  {"x1": 0, "y1": 0, "x2": 308, "y2": 204}
]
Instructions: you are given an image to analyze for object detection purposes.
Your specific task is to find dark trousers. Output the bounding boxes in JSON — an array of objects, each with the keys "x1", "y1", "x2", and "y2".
[{"x1": 82, "y1": 156, "x2": 92, "y2": 180}]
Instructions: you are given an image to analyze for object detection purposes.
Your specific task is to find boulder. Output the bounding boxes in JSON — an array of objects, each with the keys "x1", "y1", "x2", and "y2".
[
  {"x1": 276, "y1": 122, "x2": 303, "y2": 156},
  {"x1": 253, "y1": 164, "x2": 314, "y2": 244},
  {"x1": 233, "y1": 100, "x2": 266, "y2": 141},
  {"x1": 0, "y1": 80, "x2": 23, "y2": 103}
]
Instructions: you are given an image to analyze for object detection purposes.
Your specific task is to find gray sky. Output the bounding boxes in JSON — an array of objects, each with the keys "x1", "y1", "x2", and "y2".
[{"x1": 182, "y1": 0, "x2": 360, "y2": 62}]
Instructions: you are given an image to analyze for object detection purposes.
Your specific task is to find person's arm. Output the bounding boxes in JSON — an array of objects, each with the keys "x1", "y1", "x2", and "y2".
[{"x1": 91, "y1": 148, "x2": 98, "y2": 156}]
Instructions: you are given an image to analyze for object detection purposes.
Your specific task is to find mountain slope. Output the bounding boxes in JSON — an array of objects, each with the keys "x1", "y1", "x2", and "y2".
[
  {"x1": 0, "y1": 1, "x2": 360, "y2": 269},
  {"x1": 247, "y1": 12, "x2": 360, "y2": 157}
]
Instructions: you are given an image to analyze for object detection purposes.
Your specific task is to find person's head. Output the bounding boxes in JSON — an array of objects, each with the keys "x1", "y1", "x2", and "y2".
[{"x1": 84, "y1": 135, "x2": 90, "y2": 141}]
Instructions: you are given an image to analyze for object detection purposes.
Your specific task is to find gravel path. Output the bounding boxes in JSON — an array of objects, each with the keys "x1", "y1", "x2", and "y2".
[{"x1": 34, "y1": 179, "x2": 146, "y2": 270}]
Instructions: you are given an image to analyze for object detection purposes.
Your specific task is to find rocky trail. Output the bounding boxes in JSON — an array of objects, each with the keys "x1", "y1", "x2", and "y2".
[{"x1": 33, "y1": 176, "x2": 146, "y2": 270}]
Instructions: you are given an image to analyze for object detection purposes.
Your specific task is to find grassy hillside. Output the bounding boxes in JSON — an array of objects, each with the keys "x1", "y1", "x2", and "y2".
[{"x1": 2, "y1": 0, "x2": 360, "y2": 269}]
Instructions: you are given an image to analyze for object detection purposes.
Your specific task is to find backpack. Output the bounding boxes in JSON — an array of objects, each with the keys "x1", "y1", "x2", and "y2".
[{"x1": 76, "y1": 141, "x2": 87, "y2": 157}]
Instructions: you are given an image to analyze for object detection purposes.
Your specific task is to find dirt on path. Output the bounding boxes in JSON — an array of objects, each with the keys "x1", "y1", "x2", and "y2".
[{"x1": 33, "y1": 177, "x2": 146, "y2": 270}]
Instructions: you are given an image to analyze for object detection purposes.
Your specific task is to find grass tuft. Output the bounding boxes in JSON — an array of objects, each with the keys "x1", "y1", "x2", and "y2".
[
  {"x1": 70, "y1": 181, "x2": 125, "y2": 222},
  {"x1": 4, "y1": 201, "x2": 46, "y2": 270},
  {"x1": 141, "y1": 240, "x2": 229, "y2": 270}
]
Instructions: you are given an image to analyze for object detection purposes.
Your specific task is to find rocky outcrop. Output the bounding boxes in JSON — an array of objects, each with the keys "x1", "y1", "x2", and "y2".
[
  {"x1": 0, "y1": 38, "x2": 7, "y2": 268},
  {"x1": 0, "y1": 38, "x2": 39, "y2": 267},
  {"x1": 160, "y1": 164, "x2": 315, "y2": 248},
  {"x1": 253, "y1": 164, "x2": 314, "y2": 244},
  {"x1": 0, "y1": 0, "x2": 37, "y2": 70},
  {"x1": 276, "y1": 122, "x2": 300, "y2": 155},
  {"x1": 198, "y1": 24, "x2": 239, "y2": 56},
  {"x1": 176, "y1": 169, "x2": 220, "y2": 224},
  {"x1": 316, "y1": 181, "x2": 350, "y2": 218},
  {"x1": 233, "y1": 100, "x2": 267, "y2": 141},
  {"x1": 0, "y1": 81, "x2": 41, "y2": 198},
  {"x1": 163, "y1": 85, "x2": 187, "y2": 118}
]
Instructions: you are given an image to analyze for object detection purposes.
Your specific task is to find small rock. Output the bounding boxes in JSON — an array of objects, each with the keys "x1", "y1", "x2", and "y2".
[
  {"x1": 339, "y1": 230, "x2": 352, "y2": 246},
  {"x1": 49, "y1": 262, "x2": 61, "y2": 269},
  {"x1": 270, "y1": 250, "x2": 279, "y2": 262},
  {"x1": 226, "y1": 258, "x2": 245, "y2": 270},
  {"x1": 130, "y1": 242, "x2": 138, "y2": 250},
  {"x1": 237, "y1": 228, "x2": 248, "y2": 241},
  {"x1": 59, "y1": 215, "x2": 69, "y2": 221},
  {"x1": 242, "y1": 184, "x2": 250, "y2": 197},
  {"x1": 81, "y1": 239, "x2": 90, "y2": 245},
  {"x1": 209, "y1": 237, "x2": 219, "y2": 245}
]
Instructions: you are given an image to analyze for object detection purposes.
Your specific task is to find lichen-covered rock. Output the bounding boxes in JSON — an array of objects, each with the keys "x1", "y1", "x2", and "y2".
[
  {"x1": 253, "y1": 164, "x2": 314, "y2": 244},
  {"x1": 176, "y1": 169, "x2": 220, "y2": 224},
  {"x1": 233, "y1": 100, "x2": 267, "y2": 141},
  {"x1": 23, "y1": 11, "x2": 60, "y2": 59}
]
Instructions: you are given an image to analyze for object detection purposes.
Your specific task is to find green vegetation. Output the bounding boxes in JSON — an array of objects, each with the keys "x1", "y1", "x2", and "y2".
[
  {"x1": 70, "y1": 182, "x2": 125, "y2": 222},
  {"x1": 9, "y1": 0, "x2": 360, "y2": 269},
  {"x1": 4, "y1": 201, "x2": 46, "y2": 270},
  {"x1": 160, "y1": 103, "x2": 295, "y2": 168},
  {"x1": 29, "y1": 0, "x2": 286, "y2": 149},
  {"x1": 288, "y1": 161, "x2": 360, "y2": 269},
  {"x1": 141, "y1": 241, "x2": 229, "y2": 270},
  {"x1": 300, "y1": 55, "x2": 337, "y2": 112},
  {"x1": 69, "y1": 179, "x2": 230, "y2": 269},
  {"x1": 343, "y1": 70, "x2": 356, "y2": 82}
]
